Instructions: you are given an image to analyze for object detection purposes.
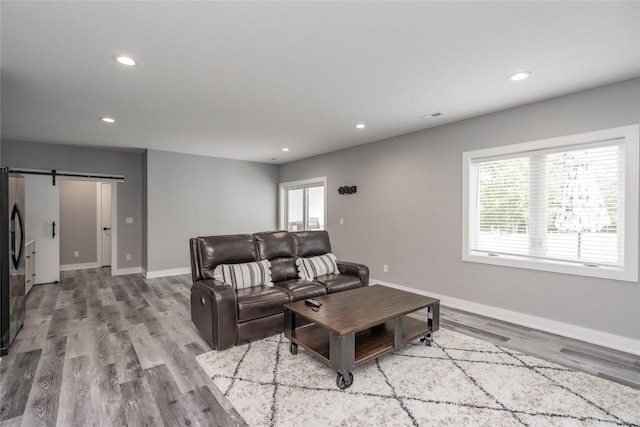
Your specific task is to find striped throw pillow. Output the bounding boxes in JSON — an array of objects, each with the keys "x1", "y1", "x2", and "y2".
[
  {"x1": 213, "y1": 259, "x2": 273, "y2": 290},
  {"x1": 296, "y1": 253, "x2": 339, "y2": 280}
]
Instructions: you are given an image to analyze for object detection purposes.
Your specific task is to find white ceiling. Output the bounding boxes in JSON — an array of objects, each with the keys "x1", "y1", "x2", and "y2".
[{"x1": 1, "y1": 1, "x2": 639, "y2": 164}]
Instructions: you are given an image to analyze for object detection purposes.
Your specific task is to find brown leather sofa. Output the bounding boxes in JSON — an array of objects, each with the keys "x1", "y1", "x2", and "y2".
[{"x1": 190, "y1": 230, "x2": 369, "y2": 350}]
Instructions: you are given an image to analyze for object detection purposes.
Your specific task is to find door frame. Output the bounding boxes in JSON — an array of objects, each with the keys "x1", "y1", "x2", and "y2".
[
  {"x1": 99, "y1": 181, "x2": 117, "y2": 273},
  {"x1": 55, "y1": 177, "x2": 117, "y2": 274},
  {"x1": 96, "y1": 182, "x2": 113, "y2": 268},
  {"x1": 109, "y1": 183, "x2": 124, "y2": 275}
]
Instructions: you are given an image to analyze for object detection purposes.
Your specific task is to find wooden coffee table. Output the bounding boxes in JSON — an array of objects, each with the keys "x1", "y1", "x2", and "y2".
[{"x1": 284, "y1": 284, "x2": 440, "y2": 389}]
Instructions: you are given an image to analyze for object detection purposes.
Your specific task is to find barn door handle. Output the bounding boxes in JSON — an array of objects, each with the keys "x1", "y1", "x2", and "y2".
[{"x1": 52, "y1": 221, "x2": 56, "y2": 238}]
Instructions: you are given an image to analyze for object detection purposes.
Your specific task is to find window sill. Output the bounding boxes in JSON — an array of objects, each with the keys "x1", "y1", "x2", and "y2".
[{"x1": 462, "y1": 251, "x2": 637, "y2": 282}]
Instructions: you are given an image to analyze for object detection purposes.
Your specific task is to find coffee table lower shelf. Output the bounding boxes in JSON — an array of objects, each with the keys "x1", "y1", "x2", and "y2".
[{"x1": 289, "y1": 316, "x2": 433, "y2": 388}]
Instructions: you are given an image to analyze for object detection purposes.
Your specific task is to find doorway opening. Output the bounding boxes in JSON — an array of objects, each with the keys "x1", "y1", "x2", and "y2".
[{"x1": 58, "y1": 180, "x2": 114, "y2": 273}]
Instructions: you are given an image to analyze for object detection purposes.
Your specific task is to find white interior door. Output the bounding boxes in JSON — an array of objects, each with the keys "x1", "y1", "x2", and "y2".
[
  {"x1": 25, "y1": 175, "x2": 60, "y2": 284},
  {"x1": 101, "y1": 183, "x2": 112, "y2": 267}
]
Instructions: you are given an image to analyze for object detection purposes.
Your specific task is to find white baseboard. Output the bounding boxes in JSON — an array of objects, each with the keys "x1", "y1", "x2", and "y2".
[
  {"x1": 60, "y1": 262, "x2": 99, "y2": 271},
  {"x1": 111, "y1": 266, "x2": 143, "y2": 276},
  {"x1": 372, "y1": 278, "x2": 640, "y2": 356},
  {"x1": 145, "y1": 267, "x2": 191, "y2": 279}
]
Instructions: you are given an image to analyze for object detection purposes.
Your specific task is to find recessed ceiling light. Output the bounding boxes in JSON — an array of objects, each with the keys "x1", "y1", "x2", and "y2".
[
  {"x1": 282, "y1": 147, "x2": 290, "y2": 152},
  {"x1": 100, "y1": 117, "x2": 115, "y2": 123},
  {"x1": 355, "y1": 123, "x2": 366, "y2": 129},
  {"x1": 115, "y1": 56, "x2": 137, "y2": 66},
  {"x1": 509, "y1": 71, "x2": 532, "y2": 81}
]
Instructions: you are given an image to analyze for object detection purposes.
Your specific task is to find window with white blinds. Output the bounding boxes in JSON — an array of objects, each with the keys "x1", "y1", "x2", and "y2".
[{"x1": 462, "y1": 125, "x2": 639, "y2": 282}]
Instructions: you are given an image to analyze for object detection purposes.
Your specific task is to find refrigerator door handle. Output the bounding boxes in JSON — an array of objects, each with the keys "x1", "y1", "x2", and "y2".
[{"x1": 11, "y1": 203, "x2": 25, "y2": 269}]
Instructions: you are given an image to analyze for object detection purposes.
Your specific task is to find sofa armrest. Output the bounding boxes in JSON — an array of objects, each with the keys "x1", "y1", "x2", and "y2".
[
  {"x1": 336, "y1": 261, "x2": 369, "y2": 287},
  {"x1": 191, "y1": 279, "x2": 238, "y2": 350}
]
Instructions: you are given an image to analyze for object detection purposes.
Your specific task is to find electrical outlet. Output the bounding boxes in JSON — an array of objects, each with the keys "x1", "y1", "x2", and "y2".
[
  {"x1": 125, "y1": 217, "x2": 133, "y2": 224},
  {"x1": 383, "y1": 264, "x2": 388, "y2": 273},
  {"x1": 340, "y1": 218, "x2": 344, "y2": 225},
  {"x1": 74, "y1": 251, "x2": 79, "y2": 258},
  {"x1": 126, "y1": 254, "x2": 132, "y2": 261}
]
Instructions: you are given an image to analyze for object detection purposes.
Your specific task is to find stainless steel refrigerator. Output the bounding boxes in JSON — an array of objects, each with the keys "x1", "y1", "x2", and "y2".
[{"x1": 0, "y1": 171, "x2": 26, "y2": 356}]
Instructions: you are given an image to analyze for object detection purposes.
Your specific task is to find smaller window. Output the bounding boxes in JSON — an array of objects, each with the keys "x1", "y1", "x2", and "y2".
[
  {"x1": 462, "y1": 125, "x2": 639, "y2": 282},
  {"x1": 280, "y1": 177, "x2": 327, "y2": 232}
]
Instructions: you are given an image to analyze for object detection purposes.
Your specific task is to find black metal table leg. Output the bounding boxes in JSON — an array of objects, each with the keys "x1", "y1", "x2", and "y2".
[
  {"x1": 284, "y1": 308, "x2": 298, "y2": 354},
  {"x1": 330, "y1": 331, "x2": 355, "y2": 389}
]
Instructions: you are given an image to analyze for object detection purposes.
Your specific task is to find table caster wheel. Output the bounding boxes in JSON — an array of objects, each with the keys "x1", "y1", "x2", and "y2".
[
  {"x1": 420, "y1": 334, "x2": 432, "y2": 346},
  {"x1": 290, "y1": 343, "x2": 298, "y2": 355},
  {"x1": 336, "y1": 372, "x2": 353, "y2": 389}
]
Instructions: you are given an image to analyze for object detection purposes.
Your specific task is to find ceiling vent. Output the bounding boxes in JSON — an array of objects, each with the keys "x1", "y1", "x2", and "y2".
[{"x1": 419, "y1": 112, "x2": 443, "y2": 119}]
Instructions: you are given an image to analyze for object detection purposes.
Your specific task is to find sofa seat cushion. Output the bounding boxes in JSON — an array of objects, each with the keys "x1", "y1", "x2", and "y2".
[
  {"x1": 315, "y1": 274, "x2": 361, "y2": 293},
  {"x1": 236, "y1": 286, "x2": 290, "y2": 321},
  {"x1": 275, "y1": 279, "x2": 327, "y2": 302}
]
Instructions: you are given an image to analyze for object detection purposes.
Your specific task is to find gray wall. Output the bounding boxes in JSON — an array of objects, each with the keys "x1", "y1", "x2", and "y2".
[
  {"x1": 1, "y1": 139, "x2": 142, "y2": 270},
  {"x1": 145, "y1": 149, "x2": 279, "y2": 273},
  {"x1": 279, "y1": 78, "x2": 640, "y2": 340},
  {"x1": 59, "y1": 180, "x2": 97, "y2": 265}
]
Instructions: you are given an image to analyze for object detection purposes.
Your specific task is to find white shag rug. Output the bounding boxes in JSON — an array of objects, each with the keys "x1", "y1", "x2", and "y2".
[{"x1": 196, "y1": 329, "x2": 640, "y2": 427}]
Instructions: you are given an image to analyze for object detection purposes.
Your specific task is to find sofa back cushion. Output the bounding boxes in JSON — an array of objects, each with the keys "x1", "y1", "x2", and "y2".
[
  {"x1": 196, "y1": 234, "x2": 259, "y2": 280},
  {"x1": 291, "y1": 230, "x2": 332, "y2": 257},
  {"x1": 255, "y1": 231, "x2": 293, "y2": 258},
  {"x1": 255, "y1": 230, "x2": 298, "y2": 282}
]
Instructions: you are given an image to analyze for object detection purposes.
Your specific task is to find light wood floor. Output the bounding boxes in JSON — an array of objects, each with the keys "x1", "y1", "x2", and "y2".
[{"x1": 1, "y1": 269, "x2": 638, "y2": 426}]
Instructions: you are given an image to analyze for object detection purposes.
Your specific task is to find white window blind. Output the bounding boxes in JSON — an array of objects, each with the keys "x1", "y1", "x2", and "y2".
[
  {"x1": 462, "y1": 125, "x2": 639, "y2": 282},
  {"x1": 471, "y1": 141, "x2": 623, "y2": 266}
]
